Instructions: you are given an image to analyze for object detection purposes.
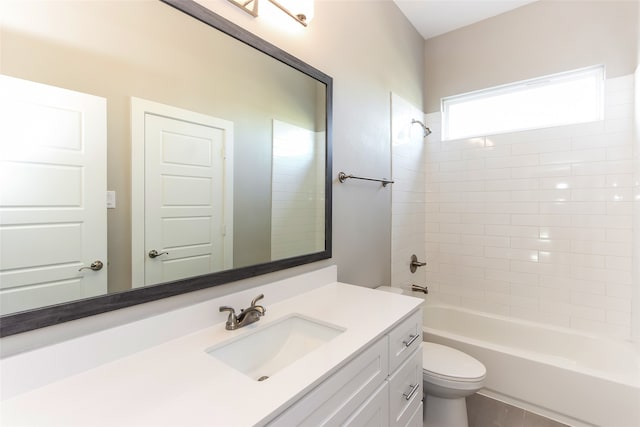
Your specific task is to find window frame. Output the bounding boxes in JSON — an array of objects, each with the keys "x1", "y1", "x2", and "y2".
[{"x1": 441, "y1": 65, "x2": 605, "y2": 141}]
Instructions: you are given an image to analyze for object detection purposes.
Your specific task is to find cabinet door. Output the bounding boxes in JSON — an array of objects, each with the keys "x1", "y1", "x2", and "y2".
[
  {"x1": 388, "y1": 346, "x2": 423, "y2": 427},
  {"x1": 344, "y1": 382, "x2": 389, "y2": 427},
  {"x1": 404, "y1": 402, "x2": 423, "y2": 427},
  {"x1": 268, "y1": 337, "x2": 389, "y2": 427}
]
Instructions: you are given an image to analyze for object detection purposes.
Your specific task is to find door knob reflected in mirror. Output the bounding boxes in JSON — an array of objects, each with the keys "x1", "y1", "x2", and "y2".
[
  {"x1": 148, "y1": 250, "x2": 169, "y2": 259},
  {"x1": 78, "y1": 260, "x2": 104, "y2": 272}
]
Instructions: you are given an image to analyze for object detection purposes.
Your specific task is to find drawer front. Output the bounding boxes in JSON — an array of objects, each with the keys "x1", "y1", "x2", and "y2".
[
  {"x1": 388, "y1": 309, "x2": 422, "y2": 373},
  {"x1": 268, "y1": 336, "x2": 389, "y2": 427},
  {"x1": 388, "y1": 346, "x2": 422, "y2": 427},
  {"x1": 344, "y1": 382, "x2": 390, "y2": 427}
]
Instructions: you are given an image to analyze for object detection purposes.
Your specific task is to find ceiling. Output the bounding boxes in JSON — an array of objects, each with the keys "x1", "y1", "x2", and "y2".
[{"x1": 392, "y1": 0, "x2": 538, "y2": 40}]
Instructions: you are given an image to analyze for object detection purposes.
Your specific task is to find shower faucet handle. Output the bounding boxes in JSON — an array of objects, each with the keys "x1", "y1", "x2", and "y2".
[{"x1": 410, "y1": 254, "x2": 426, "y2": 273}]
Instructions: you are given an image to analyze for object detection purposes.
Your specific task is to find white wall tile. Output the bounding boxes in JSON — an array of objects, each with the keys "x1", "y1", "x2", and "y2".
[
  {"x1": 511, "y1": 138, "x2": 571, "y2": 155},
  {"x1": 571, "y1": 160, "x2": 633, "y2": 175},
  {"x1": 570, "y1": 279, "x2": 606, "y2": 295},
  {"x1": 540, "y1": 148, "x2": 606, "y2": 165},
  {"x1": 606, "y1": 310, "x2": 631, "y2": 326},
  {"x1": 572, "y1": 131, "x2": 633, "y2": 149},
  {"x1": 512, "y1": 164, "x2": 571, "y2": 179},
  {"x1": 606, "y1": 284, "x2": 632, "y2": 301},
  {"x1": 606, "y1": 229, "x2": 633, "y2": 242},
  {"x1": 420, "y1": 75, "x2": 637, "y2": 341}
]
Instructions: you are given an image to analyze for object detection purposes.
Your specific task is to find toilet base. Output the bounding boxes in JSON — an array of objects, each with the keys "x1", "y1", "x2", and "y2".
[{"x1": 423, "y1": 394, "x2": 468, "y2": 427}]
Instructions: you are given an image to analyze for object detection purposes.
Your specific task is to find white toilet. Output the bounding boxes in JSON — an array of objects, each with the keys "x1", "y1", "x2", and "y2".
[
  {"x1": 375, "y1": 286, "x2": 486, "y2": 427},
  {"x1": 422, "y1": 342, "x2": 486, "y2": 427}
]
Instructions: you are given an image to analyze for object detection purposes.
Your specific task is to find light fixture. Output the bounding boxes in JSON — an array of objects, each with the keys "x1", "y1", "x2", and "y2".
[
  {"x1": 228, "y1": 0, "x2": 259, "y2": 17},
  {"x1": 227, "y1": 0, "x2": 314, "y2": 26},
  {"x1": 271, "y1": 0, "x2": 314, "y2": 26}
]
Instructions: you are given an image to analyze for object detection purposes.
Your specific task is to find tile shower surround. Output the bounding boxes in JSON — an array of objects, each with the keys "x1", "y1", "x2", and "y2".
[{"x1": 415, "y1": 75, "x2": 636, "y2": 340}]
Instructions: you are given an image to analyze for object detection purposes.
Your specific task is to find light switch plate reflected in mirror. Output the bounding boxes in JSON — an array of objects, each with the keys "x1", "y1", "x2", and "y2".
[{"x1": 106, "y1": 191, "x2": 116, "y2": 209}]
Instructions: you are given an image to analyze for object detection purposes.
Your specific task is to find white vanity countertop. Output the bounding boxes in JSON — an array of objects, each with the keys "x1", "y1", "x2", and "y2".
[{"x1": 0, "y1": 282, "x2": 422, "y2": 426}]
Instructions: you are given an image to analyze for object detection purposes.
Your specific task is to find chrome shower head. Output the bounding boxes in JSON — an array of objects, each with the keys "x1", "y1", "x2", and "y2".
[{"x1": 411, "y1": 118, "x2": 432, "y2": 138}]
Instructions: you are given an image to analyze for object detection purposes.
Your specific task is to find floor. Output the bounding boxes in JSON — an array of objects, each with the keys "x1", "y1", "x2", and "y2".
[{"x1": 467, "y1": 394, "x2": 569, "y2": 427}]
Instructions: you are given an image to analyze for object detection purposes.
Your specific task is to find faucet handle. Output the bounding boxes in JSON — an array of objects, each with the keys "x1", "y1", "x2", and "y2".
[
  {"x1": 219, "y1": 306, "x2": 240, "y2": 330},
  {"x1": 250, "y1": 294, "x2": 264, "y2": 307},
  {"x1": 250, "y1": 294, "x2": 266, "y2": 315},
  {"x1": 219, "y1": 305, "x2": 237, "y2": 321}
]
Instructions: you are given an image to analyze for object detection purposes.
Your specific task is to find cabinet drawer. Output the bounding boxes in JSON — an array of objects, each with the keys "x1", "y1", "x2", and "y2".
[
  {"x1": 268, "y1": 336, "x2": 389, "y2": 427},
  {"x1": 344, "y1": 382, "x2": 389, "y2": 427},
  {"x1": 388, "y1": 309, "x2": 422, "y2": 373},
  {"x1": 388, "y1": 345, "x2": 422, "y2": 427}
]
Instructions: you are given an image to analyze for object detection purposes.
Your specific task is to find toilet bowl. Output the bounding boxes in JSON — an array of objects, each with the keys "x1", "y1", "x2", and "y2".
[
  {"x1": 373, "y1": 286, "x2": 486, "y2": 427},
  {"x1": 422, "y1": 342, "x2": 486, "y2": 427}
]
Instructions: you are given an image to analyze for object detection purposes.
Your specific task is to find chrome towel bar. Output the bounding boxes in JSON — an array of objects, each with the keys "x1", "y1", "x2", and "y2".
[{"x1": 338, "y1": 172, "x2": 394, "y2": 187}]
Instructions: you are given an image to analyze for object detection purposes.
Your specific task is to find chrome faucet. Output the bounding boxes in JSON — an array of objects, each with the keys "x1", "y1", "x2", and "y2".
[{"x1": 219, "y1": 294, "x2": 266, "y2": 330}]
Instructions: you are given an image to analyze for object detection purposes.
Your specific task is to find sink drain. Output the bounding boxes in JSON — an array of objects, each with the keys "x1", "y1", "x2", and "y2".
[{"x1": 257, "y1": 375, "x2": 269, "y2": 382}]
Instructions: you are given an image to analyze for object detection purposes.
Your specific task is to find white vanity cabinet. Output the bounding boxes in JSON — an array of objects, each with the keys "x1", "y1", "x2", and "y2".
[
  {"x1": 0, "y1": 277, "x2": 425, "y2": 427},
  {"x1": 387, "y1": 310, "x2": 423, "y2": 427},
  {"x1": 267, "y1": 308, "x2": 423, "y2": 427},
  {"x1": 388, "y1": 344, "x2": 423, "y2": 426}
]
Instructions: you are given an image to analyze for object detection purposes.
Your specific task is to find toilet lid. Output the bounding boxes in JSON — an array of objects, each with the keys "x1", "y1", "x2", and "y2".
[{"x1": 422, "y1": 342, "x2": 486, "y2": 381}]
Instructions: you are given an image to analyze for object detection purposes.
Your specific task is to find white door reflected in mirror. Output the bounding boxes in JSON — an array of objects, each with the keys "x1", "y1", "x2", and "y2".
[
  {"x1": 131, "y1": 98, "x2": 234, "y2": 287},
  {"x1": 0, "y1": 75, "x2": 108, "y2": 315}
]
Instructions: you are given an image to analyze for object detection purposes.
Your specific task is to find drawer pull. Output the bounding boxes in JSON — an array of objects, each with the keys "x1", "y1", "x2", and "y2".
[
  {"x1": 402, "y1": 333, "x2": 419, "y2": 347},
  {"x1": 402, "y1": 383, "x2": 420, "y2": 401}
]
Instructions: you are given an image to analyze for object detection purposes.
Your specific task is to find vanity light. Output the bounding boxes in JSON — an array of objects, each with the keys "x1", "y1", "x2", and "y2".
[
  {"x1": 270, "y1": 0, "x2": 314, "y2": 26},
  {"x1": 227, "y1": 0, "x2": 314, "y2": 26},
  {"x1": 228, "y1": 0, "x2": 259, "y2": 17}
]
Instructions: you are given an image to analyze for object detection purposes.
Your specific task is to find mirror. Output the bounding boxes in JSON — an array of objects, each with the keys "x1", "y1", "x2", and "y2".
[{"x1": 0, "y1": 0, "x2": 332, "y2": 336}]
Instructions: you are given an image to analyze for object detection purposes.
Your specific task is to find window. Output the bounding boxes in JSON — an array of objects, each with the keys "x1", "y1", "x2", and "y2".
[{"x1": 441, "y1": 65, "x2": 605, "y2": 141}]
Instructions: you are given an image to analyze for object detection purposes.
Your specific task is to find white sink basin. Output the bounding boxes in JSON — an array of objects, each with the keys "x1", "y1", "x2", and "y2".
[{"x1": 206, "y1": 314, "x2": 345, "y2": 381}]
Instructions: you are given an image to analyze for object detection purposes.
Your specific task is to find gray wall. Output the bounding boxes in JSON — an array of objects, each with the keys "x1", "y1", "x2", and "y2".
[
  {"x1": 424, "y1": 0, "x2": 638, "y2": 113},
  {"x1": 1, "y1": 0, "x2": 425, "y2": 354}
]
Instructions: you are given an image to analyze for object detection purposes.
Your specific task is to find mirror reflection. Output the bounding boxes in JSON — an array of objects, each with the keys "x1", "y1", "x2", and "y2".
[{"x1": 0, "y1": 0, "x2": 327, "y2": 315}]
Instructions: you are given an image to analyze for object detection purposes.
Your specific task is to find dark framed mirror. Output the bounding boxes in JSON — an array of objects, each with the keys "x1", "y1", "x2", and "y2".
[{"x1": 0, "y1": 0, "x2": 332, "y2": 337}]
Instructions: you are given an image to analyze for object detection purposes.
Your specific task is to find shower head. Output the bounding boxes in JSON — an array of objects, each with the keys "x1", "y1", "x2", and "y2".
[{"x1": 411, "y1": 118, "x2": 432, "y2": 138}]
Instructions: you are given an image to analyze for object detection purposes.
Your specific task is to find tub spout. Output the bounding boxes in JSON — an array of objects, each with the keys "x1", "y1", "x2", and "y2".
[{"x1": 411, "y1": 284, "x2": 428, "y2": 294}]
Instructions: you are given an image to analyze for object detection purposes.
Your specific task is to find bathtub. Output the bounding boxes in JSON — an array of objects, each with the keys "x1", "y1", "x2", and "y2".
[{"x1": 422, "y1": 304, "x2": 640, "y2": 427}]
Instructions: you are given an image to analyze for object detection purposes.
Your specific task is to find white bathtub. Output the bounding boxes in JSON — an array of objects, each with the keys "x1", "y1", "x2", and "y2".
[{"x1": 422, "y1": 304, "x2": 640, "y2": 427}]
